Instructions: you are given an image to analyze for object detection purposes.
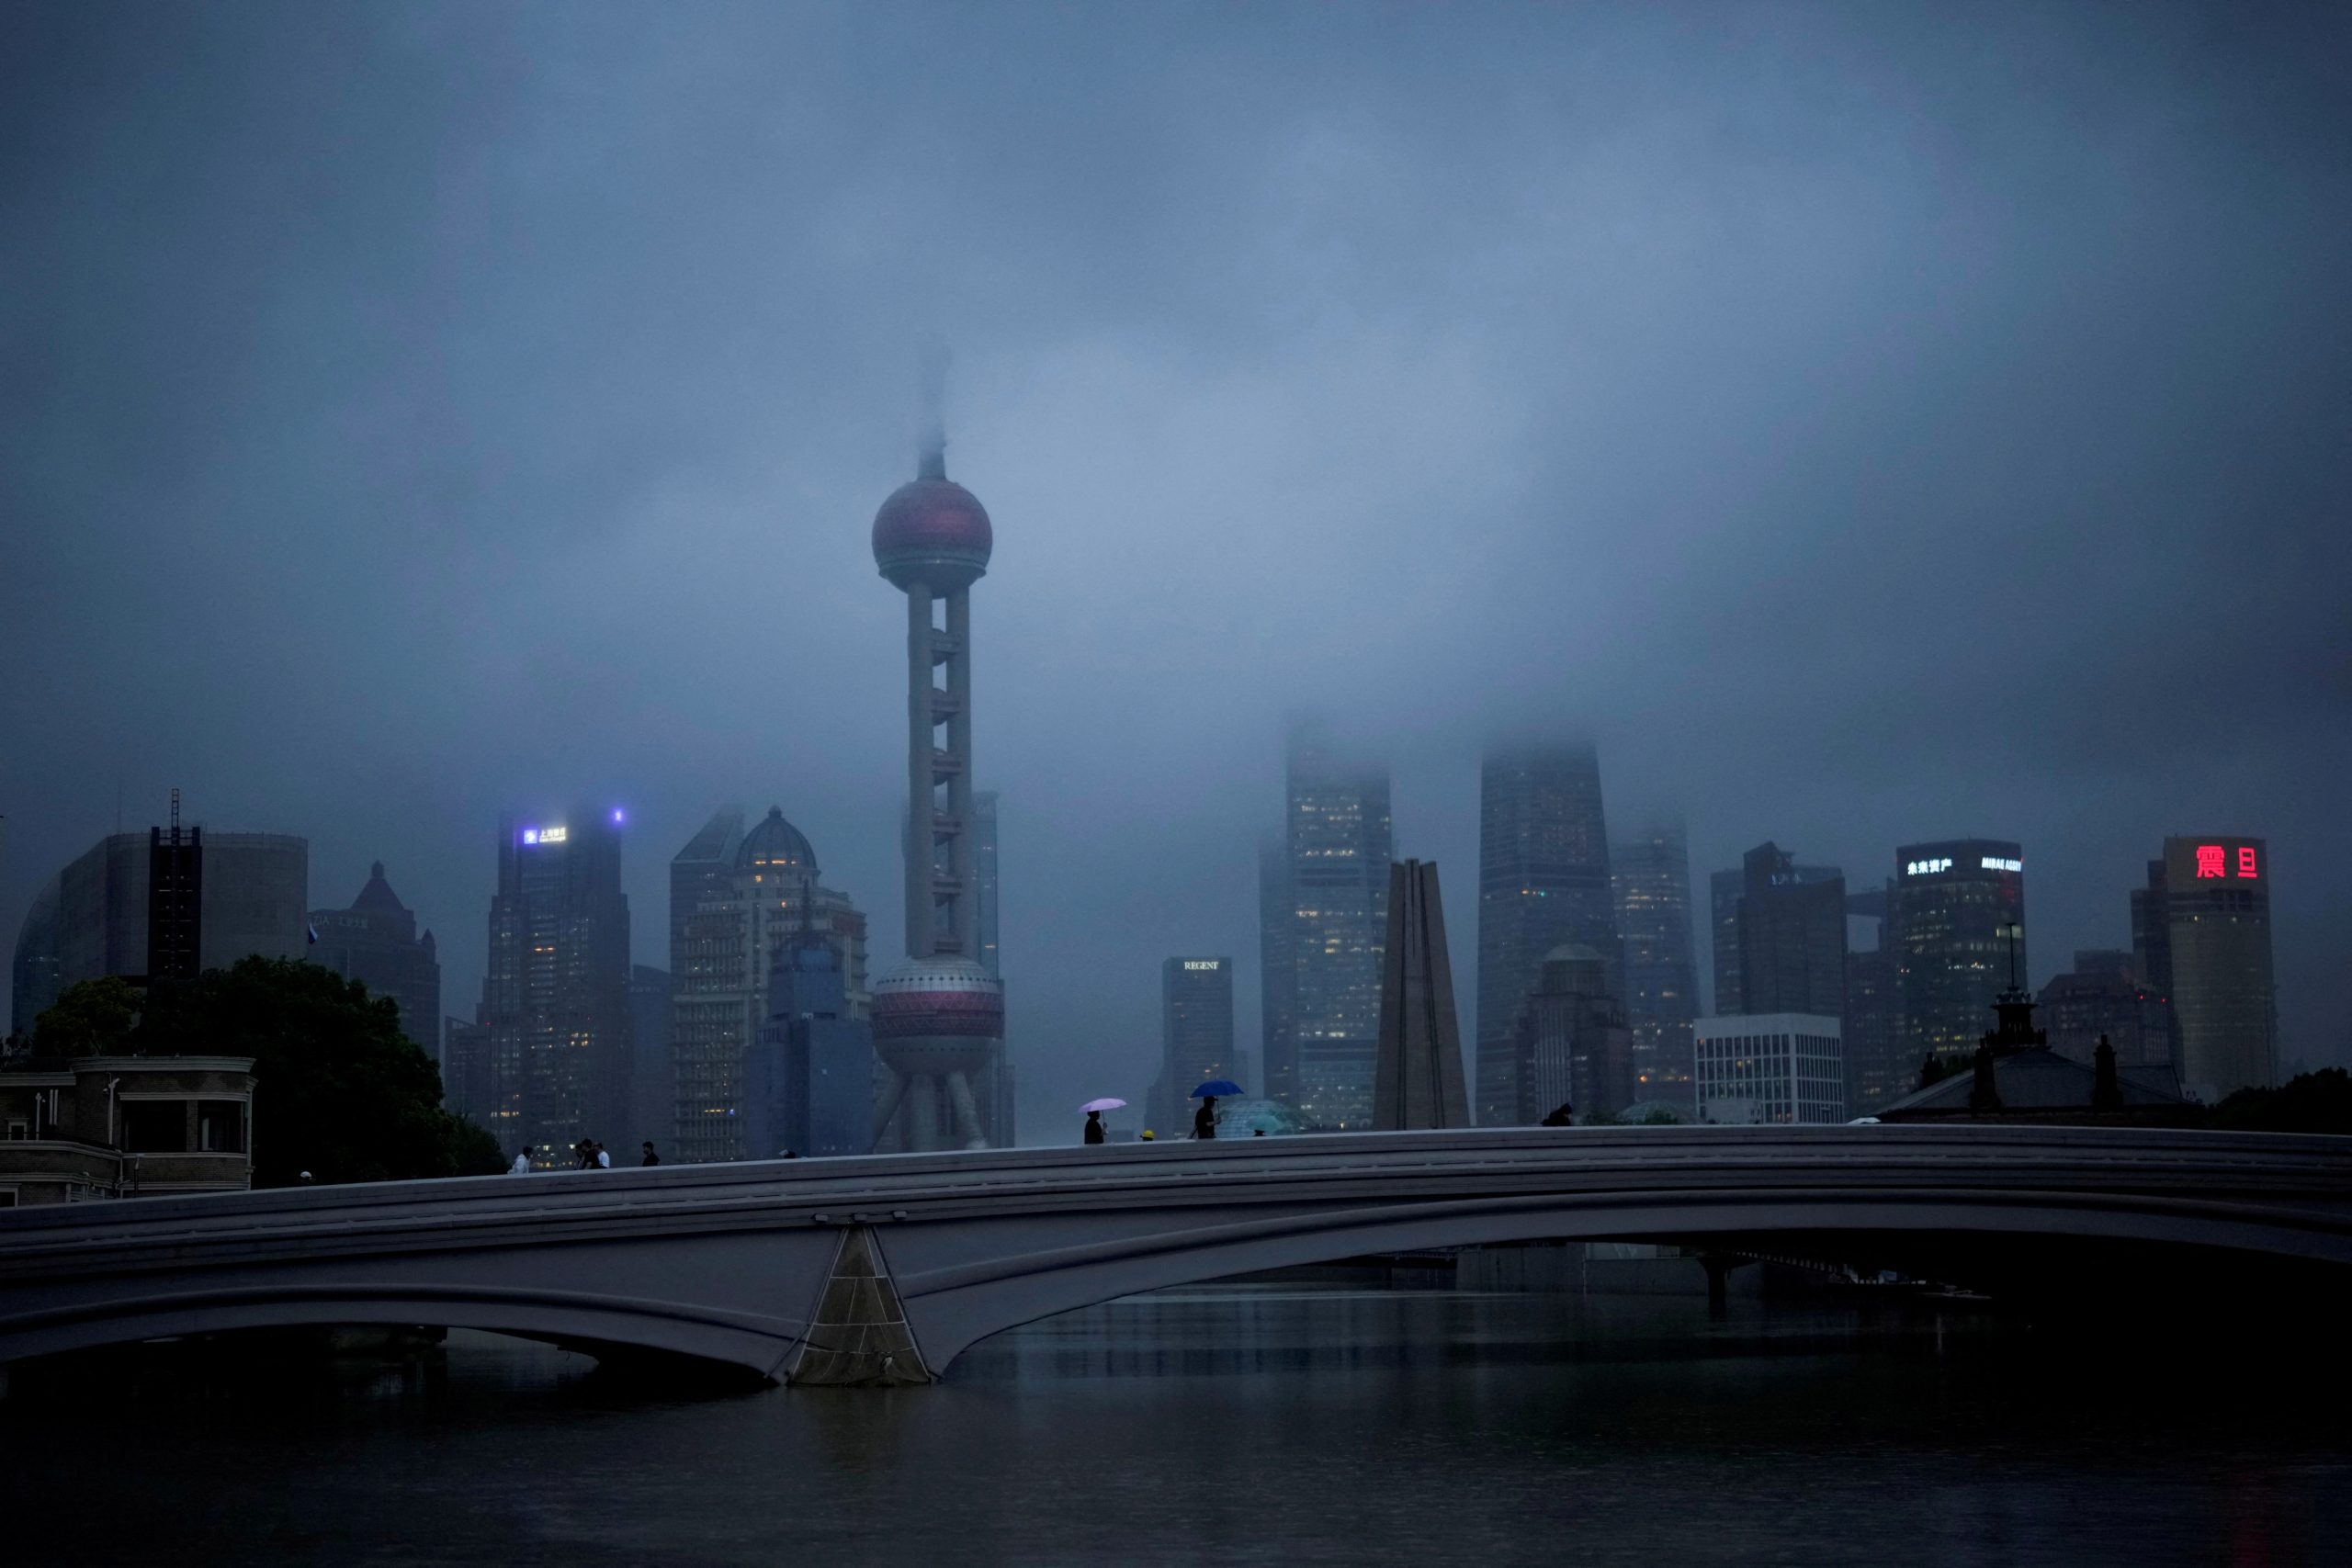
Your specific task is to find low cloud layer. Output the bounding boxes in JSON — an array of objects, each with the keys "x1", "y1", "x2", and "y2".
[{"x1": 5, "y1": 2, "x2": 2347, "y2": 1119}]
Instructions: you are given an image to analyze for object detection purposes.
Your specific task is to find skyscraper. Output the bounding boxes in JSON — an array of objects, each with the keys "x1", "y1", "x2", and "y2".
[
  {"x1": 11, "y1": 876, "x2": 62, "y2": 1035},
  {"x1": 973, "y1": 790, "x2": 1001, "y2": 977},
  {"x1": 12, "y1": 822, "x2": 307, "y2": 1028},
  {"x1": 1284, "y1": 725, "x2": 1392, "y2": 1131},
  {"x1": 1730, "y1": 843, "x2": 1847, "y2": 1019},
  {"x1": 442, "y1": 1017, "x2": 492, "y2": 1122},
  {"x1": 745, "y1": 935, "x2": 875, "y2": 1159},
  {"x1": 1891, "y1": 840, "x2": 2026, "y2": 1066},
  {"x1": 869, "y1": 369, "x2": 1007, "y2": 1151},
  {"x1": 668, "y1": 806, "x2": 867, "y2": 1163},
  {"x1": 309, "y1": 861, "x2": 442, "y2": 1060},
  {"x1": 1476, "y1": 741, "x2": 1613, "y2": 1126},
  {"x1": 971, "y1": 790, "x2": 1014, "y2": 1146},
  {"x1": 1709, "y1": 859, "x2": 1838, "y2": 1015},
  {"x1": 1842, "y1": 887, "x2": 1905, "y2": 1112},
  {"x1": 479, "y1": 809, "x2": 633, "y2": 1162},
  {"x1": 1148, "y1": 956, "x2": 1237, "y2": 1136},
  {"x1": 1512, "y1": 945, "x2": 1634, "y2": 1122},
  {"x1": 626, "y1": 964, "x2": 673, "y2": 1151},
  {"x1": 1611, "y1": 821, "x2": 1700, "y2": 1106},
  {"x1": 2037, "y1": 949, "x2": 2174, "y2": 1073},
  {"x1": 2130, "y1": 859, "x2": 2178, "y2": 1070},
  {"x1": 1257, "y1": 835, "x2": 1296, "y2": 1108},
  {"x1": 2153, "y1": 836, "x2": 2276, "y2": 1101}
]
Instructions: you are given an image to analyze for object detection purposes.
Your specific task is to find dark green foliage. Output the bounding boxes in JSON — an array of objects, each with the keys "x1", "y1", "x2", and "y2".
[
  {"x1": 34, "y1": 976, "x2": 142, "y2": 1056},
  {"x1": 136, "y1": 957, "x2": 507, "y2": 1186},
  {"x1": 2211, "y1": 1069, "x2": 2352, "y2": 1135}
]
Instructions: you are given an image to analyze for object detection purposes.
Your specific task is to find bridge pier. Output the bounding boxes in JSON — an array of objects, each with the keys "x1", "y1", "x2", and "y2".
[
  {"x1": 1697, "y1": 1253, "x2": 1750, "y2": 1317},
  {"x1": 786, "y1": 1227, "x2": 933, "y2": 1387}
]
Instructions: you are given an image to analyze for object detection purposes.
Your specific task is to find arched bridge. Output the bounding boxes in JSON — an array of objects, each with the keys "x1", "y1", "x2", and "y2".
[{"x1": 3, "y1": 1125, "x2": 2347, "y2": 1383}]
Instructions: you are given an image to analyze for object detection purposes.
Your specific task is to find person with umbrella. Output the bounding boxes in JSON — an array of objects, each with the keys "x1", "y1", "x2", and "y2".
[
  {"x1": 1191, "y1": 1078, "x2": 1242, "y2": 1139},
  {"x1": 1080, "y1": 1097, "x2": 1125, "y2": 1145}
]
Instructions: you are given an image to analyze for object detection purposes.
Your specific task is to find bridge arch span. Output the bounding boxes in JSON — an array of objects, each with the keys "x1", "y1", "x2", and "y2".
[
  {"x1": 885, "y1": 1174, "x2": 2352, "y2": 1371},
  {"x1": 3, "y1": 1126, "x2": 2347, "y2": 1382}
]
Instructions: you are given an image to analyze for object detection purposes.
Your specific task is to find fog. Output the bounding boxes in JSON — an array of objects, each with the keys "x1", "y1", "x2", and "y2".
[{"x1": 4, "y1": 2, "x2": 2347, "y2": 1128}]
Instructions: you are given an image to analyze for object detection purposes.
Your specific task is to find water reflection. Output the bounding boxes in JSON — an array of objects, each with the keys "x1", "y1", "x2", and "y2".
[{"x1": 0, "y1": 1282, "x2": 2344, "y2": 1568}]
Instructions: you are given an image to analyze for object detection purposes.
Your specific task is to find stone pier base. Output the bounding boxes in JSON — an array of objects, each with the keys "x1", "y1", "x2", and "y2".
[{"x1": 786, "y1": 1226, "x2": 933, "y2": 1387}]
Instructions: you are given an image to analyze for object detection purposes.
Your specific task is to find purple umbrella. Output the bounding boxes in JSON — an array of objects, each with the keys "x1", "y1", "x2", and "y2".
[{"x1": 1080, "y1": 1098, "x2": 1126, "y2": 1112}]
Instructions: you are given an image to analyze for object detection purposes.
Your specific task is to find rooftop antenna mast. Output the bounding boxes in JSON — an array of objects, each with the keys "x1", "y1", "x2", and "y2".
[{"x1": 916, "y1": 336, "x2": 950, "y2": 481}]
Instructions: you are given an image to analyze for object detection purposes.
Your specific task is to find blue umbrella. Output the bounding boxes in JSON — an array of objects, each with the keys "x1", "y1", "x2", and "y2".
[{"x1": 1191, "y1": 1079, "x2": 1243, "y2": 1099}]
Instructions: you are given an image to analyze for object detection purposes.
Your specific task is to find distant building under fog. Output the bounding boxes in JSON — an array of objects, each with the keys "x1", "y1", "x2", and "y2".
[{"x1": 309, "y1": 862, "x2": 441, "y2": 1060}]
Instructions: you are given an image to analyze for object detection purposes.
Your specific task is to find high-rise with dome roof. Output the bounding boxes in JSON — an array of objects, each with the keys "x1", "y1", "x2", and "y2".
[
  {"x1": 869, "y1": 361, "x2": 1008, "y2": 1150},
  {"x1": 310, "y1": 861, "x2": 442, "y2": 1062},
  {"x1": 666, "y1": 805, "x2": 867, "y2": 1163}
]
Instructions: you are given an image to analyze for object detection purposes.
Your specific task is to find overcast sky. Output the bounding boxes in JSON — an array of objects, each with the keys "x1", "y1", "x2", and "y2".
[{"x1": 5, "y1": 2, "x2": 2347, "y2": 1129}]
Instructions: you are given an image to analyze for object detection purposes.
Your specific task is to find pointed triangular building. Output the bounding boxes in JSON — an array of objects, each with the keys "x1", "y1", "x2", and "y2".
[{"x1": 1373, "y1": 859, "x2": 1469, "y2": 1129}]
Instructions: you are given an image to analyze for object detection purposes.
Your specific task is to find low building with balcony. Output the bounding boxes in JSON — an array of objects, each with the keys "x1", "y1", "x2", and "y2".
[{"x1": 0, "y1": 1055, "x2": 255, "y2": 1206}]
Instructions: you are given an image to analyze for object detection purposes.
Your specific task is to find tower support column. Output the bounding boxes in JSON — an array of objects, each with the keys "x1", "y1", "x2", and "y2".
[
  {"x1": 905, "y1": 584, "x2": 936, "y2": 957},
  {"x1": 945, "y1": 590, "x2": 974, "y2": 956}
]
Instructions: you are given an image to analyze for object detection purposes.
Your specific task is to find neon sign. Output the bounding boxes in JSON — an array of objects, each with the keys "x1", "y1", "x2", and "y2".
[
  {"x1": 2196, "y1": 843, "x2": 2258, "y2": 880},
  {"x1": 1905, "y1": 857, "x2": 1953, "y2": 876},
  {"x1": 522, "y1": 826, "x2": 568, "y2": 846},
  {"x1": 1183, "y1": 960, "x2": 1221, "y2": 970},
  {"x1": 1980, "y1": 857, "x2": 2021, "y2": 873}
]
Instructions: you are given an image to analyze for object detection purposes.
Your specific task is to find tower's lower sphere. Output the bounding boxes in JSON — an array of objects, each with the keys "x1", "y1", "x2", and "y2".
[{"x1": 872, "y1": 954, "x2": 1004, "y2": 1079}]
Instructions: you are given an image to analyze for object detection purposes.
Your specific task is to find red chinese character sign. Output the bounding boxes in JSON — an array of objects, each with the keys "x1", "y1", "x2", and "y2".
[{"x1": 2165, "y1": 836, "x2": 2267, "y2": 889}]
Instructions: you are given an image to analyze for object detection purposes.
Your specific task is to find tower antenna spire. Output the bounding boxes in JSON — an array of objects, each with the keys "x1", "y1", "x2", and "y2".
[{"x1": 916, "y1": 337, "x2": 949, "y2": 480}]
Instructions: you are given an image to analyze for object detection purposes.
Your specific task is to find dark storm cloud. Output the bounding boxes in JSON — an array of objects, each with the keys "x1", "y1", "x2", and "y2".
[{"x1": 4, "y1": 2, "x2": 2347, "y2": 1116}]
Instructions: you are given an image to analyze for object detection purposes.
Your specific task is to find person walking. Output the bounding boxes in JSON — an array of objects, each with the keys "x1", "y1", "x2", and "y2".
[
  {"x1": 594, "y1": 1142, "x2": 611, "y2": 1168},
  {"x1": 1193, "y1": 1096, "x2": 1217, "y2": 1139},
  {"x1": 1083, "y1": 1109, "x2": 1106, "y2": 1145},
  {"x1": 641, "y1": 1141, "x2": 661, "y2": 1167},
  {"x1": 509, "y1": 1147, "x2": 533, "y2": 1175}
]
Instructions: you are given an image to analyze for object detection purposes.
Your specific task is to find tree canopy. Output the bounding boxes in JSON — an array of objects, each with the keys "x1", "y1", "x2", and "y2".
[
  {"x1": 61, "y1": 958, "x2": 503, "y2": 1187},
  {"x1": 2211, "y1": 1069, "x2": 2352, "y2": 1136},
  {"x1": 32, "y1": 976, "x2": 142, "y2": 1056}
]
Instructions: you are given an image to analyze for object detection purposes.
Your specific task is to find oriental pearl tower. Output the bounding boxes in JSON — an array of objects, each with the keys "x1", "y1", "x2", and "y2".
[{"x1": 869, "y1": 359, "x2": 1006, "y2": 1151}]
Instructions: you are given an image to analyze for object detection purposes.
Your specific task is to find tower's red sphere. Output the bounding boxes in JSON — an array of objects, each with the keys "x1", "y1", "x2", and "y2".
[{"x1": 873, "y1": 478, "x2": 992, "y2": 592}]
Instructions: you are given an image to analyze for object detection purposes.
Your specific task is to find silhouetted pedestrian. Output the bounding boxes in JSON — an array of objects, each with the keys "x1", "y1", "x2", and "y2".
[
  {"x1": 1193, "y1": 1096, "x2": 1217, "y2": 1139},
  {"x1": 1540, "y1": 1101, "x2": 1575, "y2": 1127},
  {"x1": 595, "y1": 1142, "x2": 611, "y2": 1168},
  {"x1": 509, "y1": 1148, "x2": 533, "y2": 1175},
  {"x1": 641, "y1": 1141, "x2": 660, "y2": 1167},
  {"x1": 1084, "y1": 1109, "x2": 1105, "y2": 1145}
]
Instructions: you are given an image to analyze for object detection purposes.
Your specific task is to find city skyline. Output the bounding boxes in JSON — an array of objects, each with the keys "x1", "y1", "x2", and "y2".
[
  {"x1": 2, "y1": 6, "x2": 2345, "y2": 1560},
  {"x1": 3, "y1": 5, "x2": 2346, "y2": 1140}
]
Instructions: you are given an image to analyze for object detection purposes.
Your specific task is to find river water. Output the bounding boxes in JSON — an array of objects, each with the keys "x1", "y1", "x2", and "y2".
[{"x1": 2, "y1": 1282, "x2": 2345, "y2": 1566}]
